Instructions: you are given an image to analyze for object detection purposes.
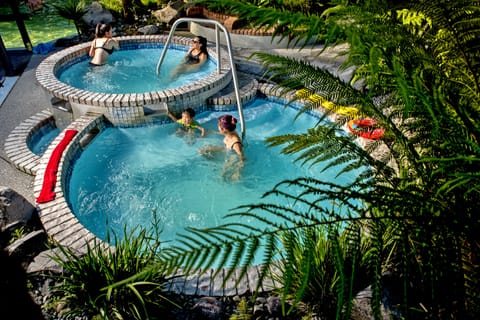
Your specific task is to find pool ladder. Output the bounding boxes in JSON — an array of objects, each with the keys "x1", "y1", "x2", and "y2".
[{"x1": 156, "y1": 18, "x2": 246, "y2": 140}]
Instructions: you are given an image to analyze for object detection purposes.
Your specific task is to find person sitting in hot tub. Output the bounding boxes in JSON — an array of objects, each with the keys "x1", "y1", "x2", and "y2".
[
  {"x1": 170, "y1": 36, "x2": 209, "y2": 79},
  {"x1": 89, "y1": 23, "x2": 119, "y2": 66}
]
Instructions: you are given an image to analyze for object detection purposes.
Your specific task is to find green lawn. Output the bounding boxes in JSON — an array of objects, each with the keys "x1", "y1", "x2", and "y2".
[{"x1": 0, "y1": 9, "x2": 77, "y2": 49}]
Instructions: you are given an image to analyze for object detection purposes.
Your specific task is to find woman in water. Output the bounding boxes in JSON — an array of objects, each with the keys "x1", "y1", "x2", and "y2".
[
  {"x1": 170, "y1": 36, "x2": 209, "y2": 79},
  {"x1": 89, "y1": 23, "x2": 119, "y2": 66},
  {"x1": 200, "y1": 114, "x2": 244, "y2": 180},
  {"x1": 217, "y1": 114, "x2": 244, "y2": 160}
]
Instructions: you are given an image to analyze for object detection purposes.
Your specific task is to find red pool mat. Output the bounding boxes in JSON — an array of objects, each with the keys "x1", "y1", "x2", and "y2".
[{"x1": 36, "y1": 129, "x2": 78, "y2": 203}]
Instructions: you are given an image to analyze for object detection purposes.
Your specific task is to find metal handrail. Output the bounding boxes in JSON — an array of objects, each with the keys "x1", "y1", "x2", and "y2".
[{"x1": 156, "y1": 18, "x2": 246, "y2": 140}]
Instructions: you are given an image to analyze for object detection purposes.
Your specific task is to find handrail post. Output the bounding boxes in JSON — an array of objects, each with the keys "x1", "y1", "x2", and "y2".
[
  {"x1": 156, "y1": 18, "x2": 245, "y2": 140},
  {"x1": 215, "y1": 25, "x2": 221, "y2": 74}
]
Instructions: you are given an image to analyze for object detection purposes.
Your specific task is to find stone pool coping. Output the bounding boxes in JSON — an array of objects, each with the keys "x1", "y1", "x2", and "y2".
[{"x1": 4, "y1": 110, "x2": 54, "y2": 176}]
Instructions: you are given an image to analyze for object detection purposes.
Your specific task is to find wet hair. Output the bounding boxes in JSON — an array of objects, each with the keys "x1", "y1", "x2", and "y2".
[
  {"x1": 95, "y1": 23, "x2": 112, "y2": 37},
  {"x1": 195, "y1": 36, "x2": 209, "y2": 57},
  {"x1": 183, "y1": 107, "x2": 196, "y2": 118},
  {"x1": 218, "y1": 114, "x2": 237, "y2": 131}
]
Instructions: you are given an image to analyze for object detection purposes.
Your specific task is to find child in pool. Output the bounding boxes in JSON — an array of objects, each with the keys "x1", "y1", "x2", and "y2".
[{"x1": 167, "y1": 107, "x2": 206, "y2": 138}]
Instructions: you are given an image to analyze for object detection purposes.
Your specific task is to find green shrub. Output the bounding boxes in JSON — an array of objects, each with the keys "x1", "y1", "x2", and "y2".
[
  {"x1": 49, "y1": 218, "x2": 177, "y2": 319},
  {"x1": 275, "y1": 222, "x2": 370, "y2": 318},
  {"x1": 48, "y1": 0, "x2": 88, "y2": 36},
  {"x1": 98, "y1": 0, "x2": 122, "y2": 15}
]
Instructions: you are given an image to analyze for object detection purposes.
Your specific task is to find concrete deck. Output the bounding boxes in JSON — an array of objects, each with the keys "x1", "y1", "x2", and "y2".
[{"x1": 1, "y1": 53, "x2": 54, "y2": 204}]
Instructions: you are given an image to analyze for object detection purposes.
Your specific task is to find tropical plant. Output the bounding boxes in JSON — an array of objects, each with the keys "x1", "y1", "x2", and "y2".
[
  {"x1": 146, "y1": 0, "x2": 480, "y2": 319},
  {"x1": 8, "y1": 226, "x2": 28, "y2": 244},
  {"x1": 48, "y1": 217, "x2": 178, "y2": 319},
  {"x1": 273, "y1": 222, "x2": 375, "y2": 318},
  {"x1": 229, "y1": 297, "x2": 252, "y2": 320},
  {"x1": 48, "y1": 0, "x2": 88, "y2": 36},
  {"x1": 98, "y1": 0, "x2": 123, "y2": 15}
]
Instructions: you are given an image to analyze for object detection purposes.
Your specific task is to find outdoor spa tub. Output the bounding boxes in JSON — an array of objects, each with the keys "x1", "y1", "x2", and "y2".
[{"x1": 35, "y1": 35, "x2": 232, "y2": 126}]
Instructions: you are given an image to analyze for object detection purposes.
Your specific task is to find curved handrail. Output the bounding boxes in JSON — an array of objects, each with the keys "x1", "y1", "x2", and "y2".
[{"x1": 156, "y1": 18, "x2": 246, "y2": 140}]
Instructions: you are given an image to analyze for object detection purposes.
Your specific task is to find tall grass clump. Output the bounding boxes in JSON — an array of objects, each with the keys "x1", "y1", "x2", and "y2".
[
  {"x1": 49, "y1": 215, "x2": 177, "y2": 319},
  {"x1": 274, "y1": 222, "x2": 371, "y2": 319}
]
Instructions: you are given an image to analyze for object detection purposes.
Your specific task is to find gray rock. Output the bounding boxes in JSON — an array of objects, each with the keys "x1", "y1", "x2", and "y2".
[
  {"x1": 138, "y1": 24, "x2": 159, "y2": 35},
  {"x1": 0, "y1": 186, "x2": 35, "y2": 230},
  {"x1": 153, "y1": 4, "x2": 179, "y2": 25},
  {"x1": 83, "y1": 1, "x2": 114, "y2": 27},
  {"x1": 265, "y1": 295, "x2": 281, "y2": 315},
  {"x1": 193, "y1": 296, "x2": 223, "y2": 319},
  {"x1": 350, "y1": 285, "x2": 394, "y2": 320},
  {"x1": 6, "y1": 229, "x2": 47, "y2": 258},
  {"x1": 27, "y1": 248, "x2": 65, "y2": 274}
]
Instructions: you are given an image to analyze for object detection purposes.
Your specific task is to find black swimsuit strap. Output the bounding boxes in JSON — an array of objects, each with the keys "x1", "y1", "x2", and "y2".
[
  {"x1": 95, "y1": 39, "x2": 114, "y2": 54},
  {"x1": 230, "y1": 141, "x2": 242, "y2": 149}
]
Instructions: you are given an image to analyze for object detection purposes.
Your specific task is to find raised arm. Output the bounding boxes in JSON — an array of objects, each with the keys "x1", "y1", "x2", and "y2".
[
  {"x1": 89, "y1": 40, "x2": 96, "y2": 57},
  {"x1": 166, "y1": 110, "x2": 178, "y2": 122}
]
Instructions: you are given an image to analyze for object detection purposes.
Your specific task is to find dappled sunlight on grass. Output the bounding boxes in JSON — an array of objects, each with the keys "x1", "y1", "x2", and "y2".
[{"x1": 0, "y1": 10, "x2": 77, "y2": 48}]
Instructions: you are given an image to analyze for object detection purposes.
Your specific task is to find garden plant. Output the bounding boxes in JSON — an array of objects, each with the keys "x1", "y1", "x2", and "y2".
[
  {"x1": 150, "y1": 0, "x2": 480, "y2": 319},
  {"x1": 38, "y1": 0, "x2": 480, "y2": 319}
]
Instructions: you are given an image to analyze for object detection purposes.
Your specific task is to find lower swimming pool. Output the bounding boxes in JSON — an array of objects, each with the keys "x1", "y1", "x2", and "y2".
[{"x1": 67, "y1": 98, "x2": 363, "y2": 256}]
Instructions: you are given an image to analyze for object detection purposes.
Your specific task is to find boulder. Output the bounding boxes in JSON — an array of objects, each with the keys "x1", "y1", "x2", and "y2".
[
  {"x1": 83, "y1": 1, "x2": 114, "y2": 27},
  {"x1": 138, "y1": 24, "x2": 159, "y2": 35},
  {"x1": 6, "y1": 230, "x2": 47, "y2": 259},
  {"x1": 0, "y1": 186, "x2": 36, "y2": 230},
  {"x1": 153, "y1": 4, "x2": 179, "y2": 25}
]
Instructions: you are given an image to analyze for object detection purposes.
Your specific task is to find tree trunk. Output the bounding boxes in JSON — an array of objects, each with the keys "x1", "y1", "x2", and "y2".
[{"x1": 122, "y1": 0, "x2": 134, "y2": 23}]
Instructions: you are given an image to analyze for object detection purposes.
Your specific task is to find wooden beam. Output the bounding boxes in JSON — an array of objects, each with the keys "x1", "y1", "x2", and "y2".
[
  {"x1": 0, "y1": 35, "x2": 15, "y2": 76},
  {"x1": 0, "y1": 13, "x2": 30, "y2": 21},
  {"x1": 7, "y1": 0, "x2": 33, "y2": 51}
]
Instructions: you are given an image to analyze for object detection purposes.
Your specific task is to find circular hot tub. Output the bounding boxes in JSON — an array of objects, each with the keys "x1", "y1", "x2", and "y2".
[{"x1": 36, "y1": 35, "x2": 232, "y2": 126}]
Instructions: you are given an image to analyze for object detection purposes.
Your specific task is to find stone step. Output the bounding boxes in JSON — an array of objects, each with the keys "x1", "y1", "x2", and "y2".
[{"x1": 207, "y1": 71, "x2": 258, "y2": 108}]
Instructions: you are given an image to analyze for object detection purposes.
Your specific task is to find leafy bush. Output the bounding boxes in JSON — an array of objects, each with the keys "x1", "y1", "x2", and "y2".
[
  {"x1": 98, "y1": 0, "x2": 122, "y2": 15},
  {"x1": 49, "y1": 218, "x2": 177, "y2": 319},
  {"x1": 48, "y1": 0, "x2": 88, "y2": 36},
  {"x1": 275, "y1": 223, "x2": 370, "y2": 318}
]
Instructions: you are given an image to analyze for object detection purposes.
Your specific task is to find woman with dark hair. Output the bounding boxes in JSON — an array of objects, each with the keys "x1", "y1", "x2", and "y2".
[
  {"x1": 89, "y1": 23, "x2": 119, "y2": 66},
  {"x1": 200, "y1": 114, "x2": 244, "y2": 180},
  {"x1": 200, "y1": 114, "x2": 244, "y2": 158},
  {"x1": 170, "y1": 35, "x2": 209, "y2": 79},
  {"x1": 217, "y1": 114, "x2": 244, "y2": 159}
]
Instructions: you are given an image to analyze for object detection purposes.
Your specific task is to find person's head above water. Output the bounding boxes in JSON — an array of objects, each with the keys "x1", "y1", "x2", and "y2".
[
  {"x1": 95, "y1": 23, "x2": 113, "y2": 38},
  {"x1": 181, "y1": 107, "x2": 196, "y2": 125},
  {"x1": 192, "y1": 36, "x2": 208, "y2": 56},
  {"x1": 218, "y1": 114, "x2": 237, "y2": 132}
]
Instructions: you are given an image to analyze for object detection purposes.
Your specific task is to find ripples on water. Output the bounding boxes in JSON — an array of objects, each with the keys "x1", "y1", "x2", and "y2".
[{"x1": 68, "y1": 99, "x2": 365, "y2": 260}]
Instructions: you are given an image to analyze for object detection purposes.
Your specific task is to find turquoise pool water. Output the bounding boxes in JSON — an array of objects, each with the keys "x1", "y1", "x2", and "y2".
[
  {"x1": 67, "y1": 98, "x2": 365, "y2": 261},
  {"x1": 57, "y1": 47, "x2": 217, "y2": 93},
  {"x1": 28, "y1": 121, "x2": 60, "y2": 155}
]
